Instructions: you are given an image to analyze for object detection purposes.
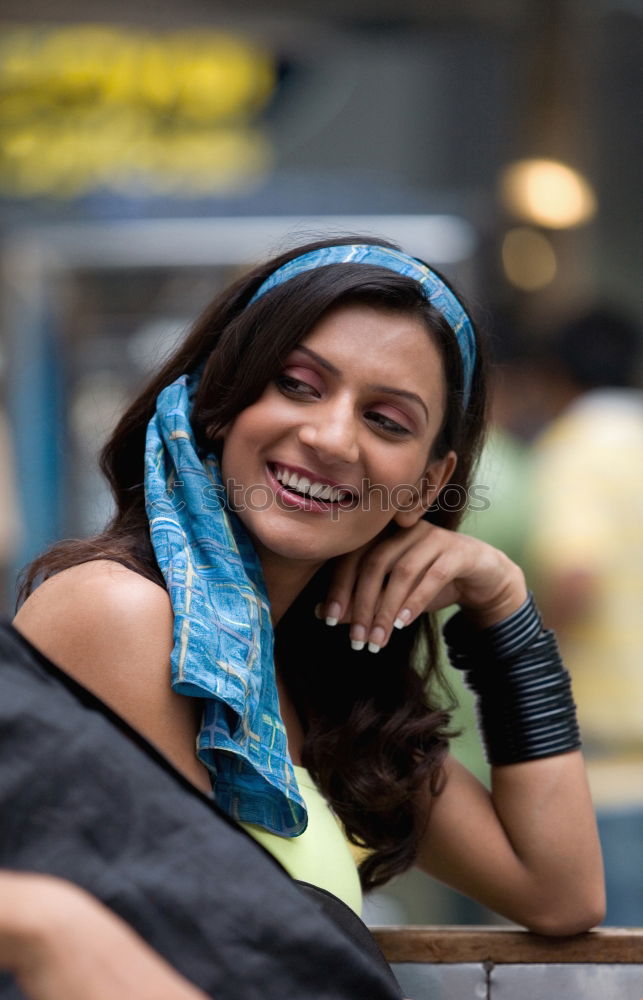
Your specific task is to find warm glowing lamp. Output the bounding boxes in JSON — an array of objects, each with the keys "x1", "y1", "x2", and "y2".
[{"x1": 501, "y1": 158, "x2": 597, "y2": 229}]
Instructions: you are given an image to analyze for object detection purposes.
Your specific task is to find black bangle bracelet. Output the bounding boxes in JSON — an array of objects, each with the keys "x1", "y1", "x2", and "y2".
[{"x1": 443, "y1": 594, "x2": 582, "y2": 766}]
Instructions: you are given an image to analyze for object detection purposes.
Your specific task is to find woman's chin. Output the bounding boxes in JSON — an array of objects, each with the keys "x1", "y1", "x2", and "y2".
[
  {"x1": 254, "y1": 535, "x2": 335, "y2": 566},
  {"x1": 245, "y1": 521, "x2": 349, "y2": 567}
]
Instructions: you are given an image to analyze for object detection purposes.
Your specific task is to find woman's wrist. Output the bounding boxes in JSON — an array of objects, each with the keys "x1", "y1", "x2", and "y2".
[
  {"x1": 0, "y1": 872, "x2": 51, "y2": 972},
  {"x1": 443, "y1": 593, "x2": 582, "y2": 766},
  {"x1": 459, "y1": 561, "x2": 528, "y2": 630},
  {"x1": 444, "y1": 587, "x2": 539, "y2": 663},
  {"x1": 0, "y1": 872, "x2": 89, "y2": 975}
]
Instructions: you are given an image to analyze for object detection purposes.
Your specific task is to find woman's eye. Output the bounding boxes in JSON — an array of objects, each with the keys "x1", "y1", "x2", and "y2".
[
  {"x1": 275, "y1": 374, "x2": 319, "y2": 397},
  {"x1": 365, "y1": 411, "x2": 411, "y2": 437}
]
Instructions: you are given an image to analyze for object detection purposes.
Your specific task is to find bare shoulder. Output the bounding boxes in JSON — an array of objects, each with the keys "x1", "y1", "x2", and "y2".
[
  {"x1": 14, "y1": 559, "x2": 172, "y2": 659},
  {"x1": 13, "y1": 560, "x2": 174, "y2": 707},
  {"x1": 16, "y1": 558, "x2": 170, "y2": 611},
  {"x1": 13, "y1": 560, "x2": 209, "y2": 789}
]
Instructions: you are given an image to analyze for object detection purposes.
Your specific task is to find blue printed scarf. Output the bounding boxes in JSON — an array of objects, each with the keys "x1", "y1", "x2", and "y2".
[{"x1": 144, "y1": 373, "x2": 306, "y2": 836}]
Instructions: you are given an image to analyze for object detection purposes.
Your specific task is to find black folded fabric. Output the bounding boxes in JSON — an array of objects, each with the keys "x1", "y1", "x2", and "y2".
[{"x1": 0, "y1": 622, "x2": 402, "y2": 1000}]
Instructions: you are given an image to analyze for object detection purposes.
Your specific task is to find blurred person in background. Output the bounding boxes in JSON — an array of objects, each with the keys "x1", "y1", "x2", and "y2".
[{"x1": 526, "y1": 307, "x2": 643, "y2": 925}]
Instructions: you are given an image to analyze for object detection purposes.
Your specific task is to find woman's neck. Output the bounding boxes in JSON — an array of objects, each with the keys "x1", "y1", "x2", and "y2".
[{"x1": 258, "y1": 551, "x2": 323, "y2": 625}]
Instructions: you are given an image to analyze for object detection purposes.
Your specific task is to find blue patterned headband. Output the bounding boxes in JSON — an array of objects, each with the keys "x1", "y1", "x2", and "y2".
[{"x1": 248, "y1": 243, "x2": 476, "y2": 407}]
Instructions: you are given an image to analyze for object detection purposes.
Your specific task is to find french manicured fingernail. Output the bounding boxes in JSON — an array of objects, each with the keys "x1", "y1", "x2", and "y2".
[
  {"x1": 350, "y1": 625, "x2": 366, "y2": 649},
  {"x1": 314, "y1": 603, "x2": 324, "y2": 620},
  {"x1": 393, "y1": 609, "x2": 412, "y2": 629},
  {"x1": 368, "y1": 626, "x2": 385, "y2": 653},
  {"x1": 325, "y1": 601, "x2": 341, "y2": 626}
]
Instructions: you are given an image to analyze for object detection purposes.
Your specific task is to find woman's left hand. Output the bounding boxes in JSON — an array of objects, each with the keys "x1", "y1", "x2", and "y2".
[{"x1": 318, "y1": 521, "x2": 528, "y2": 651}]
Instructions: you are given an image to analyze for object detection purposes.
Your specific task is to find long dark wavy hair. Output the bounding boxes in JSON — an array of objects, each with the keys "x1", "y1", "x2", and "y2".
[{"x1": 18, "y1": 235, "x2": 488, "y2": 892}]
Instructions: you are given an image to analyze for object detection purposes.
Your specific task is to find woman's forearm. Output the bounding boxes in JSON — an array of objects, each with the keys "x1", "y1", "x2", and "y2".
[
  {"x1": 419, "y1": 590, "x2": 605, "y2": 934},
  {"x1": 0, "y1": 871, "x2": 45, "y2": 972},
  {"x1": 0, "y1": 871, "x2": 209, "y2": 1000},
  {"x1": 416, "y1": 750, "x2": 604, "y2": 935},
  {"x1": 489, "y1": 751, "x2": 605, "y2": 933}
]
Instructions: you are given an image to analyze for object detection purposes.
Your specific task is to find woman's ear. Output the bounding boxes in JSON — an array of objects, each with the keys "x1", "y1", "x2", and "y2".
[{"x1": 393, "y1": 450, "x2": 458, "y2": 528}]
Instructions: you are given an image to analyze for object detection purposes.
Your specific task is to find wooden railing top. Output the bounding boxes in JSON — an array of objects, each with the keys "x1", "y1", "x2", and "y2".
[{"x1": 372, "y1": 926, "x2": 643, "y2": 964}]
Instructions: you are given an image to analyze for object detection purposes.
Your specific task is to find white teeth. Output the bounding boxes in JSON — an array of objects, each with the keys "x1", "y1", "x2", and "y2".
[{"x1": 273, "y1": 465, "x2": 352, "y2": 503}]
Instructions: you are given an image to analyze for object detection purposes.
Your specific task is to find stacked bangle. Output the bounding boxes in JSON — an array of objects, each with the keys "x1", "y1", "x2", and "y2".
[{"x1": 443, "y1": 593, "x2": 582, "y2": 766}]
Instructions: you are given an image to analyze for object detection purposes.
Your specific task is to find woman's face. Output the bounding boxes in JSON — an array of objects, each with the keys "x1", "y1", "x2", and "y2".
[{"x1": 220, "y1": 303, "x2": 456, "y2": 569}]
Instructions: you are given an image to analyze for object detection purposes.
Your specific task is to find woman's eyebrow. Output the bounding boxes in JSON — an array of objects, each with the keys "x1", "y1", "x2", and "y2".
[
  {"x1": 369, "y1": 384, "x2": 429, "y2": 424},
  {"x1": 295, "y1": 345, "x2": 340, "y2": 375},
  {"x1": 293, "y1": 345, "x2": 429, "y2": 423}
]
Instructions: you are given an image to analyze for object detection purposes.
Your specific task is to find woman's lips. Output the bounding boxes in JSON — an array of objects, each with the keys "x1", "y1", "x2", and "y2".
[{"x1": 266, "y1": 463, "x2": 357, "y2": 514}]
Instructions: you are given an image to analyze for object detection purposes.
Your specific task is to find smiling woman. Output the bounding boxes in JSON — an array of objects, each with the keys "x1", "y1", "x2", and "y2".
[
  {"x1": 219, "y1": 304, "x2": 455, "y2": 578},
  {"x1": 7, "y1": 236, "x2": 605, "y2": 998}
]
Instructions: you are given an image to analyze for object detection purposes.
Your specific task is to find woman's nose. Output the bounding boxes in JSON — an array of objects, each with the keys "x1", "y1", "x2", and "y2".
[{"x1": 297, "y1": 399, "x2": 360, "y2": 465}]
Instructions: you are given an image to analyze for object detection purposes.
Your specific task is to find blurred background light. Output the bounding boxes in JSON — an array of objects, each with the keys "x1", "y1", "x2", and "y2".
[
  {"x1": 500, "y1": 157, "x2": 597, "y2": 229},
  {"x1": 0, "y1": 24, "x2": 276, "y2": 197},
  {"x1": 501, "y1": 226, "x2": 557, "y2": 291},
  {"x1": 11, "y1": 215, "x2": 475, "y2": 269}
]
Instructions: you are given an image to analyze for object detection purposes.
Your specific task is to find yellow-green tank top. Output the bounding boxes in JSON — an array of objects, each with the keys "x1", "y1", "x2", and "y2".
[{"x1": 240, "y1": 765, "x2": 363, "y2": 915}]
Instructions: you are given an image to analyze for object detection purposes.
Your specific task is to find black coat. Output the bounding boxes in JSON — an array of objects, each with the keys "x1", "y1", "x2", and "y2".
[{"x1": 0, "y1": 622, "x2": 402, "y2": 1000}]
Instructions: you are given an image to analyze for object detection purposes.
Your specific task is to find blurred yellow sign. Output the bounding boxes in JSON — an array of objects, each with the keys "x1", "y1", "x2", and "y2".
[{"x1": 0, "y1": 25, "x2": 276, "y2": 197}]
